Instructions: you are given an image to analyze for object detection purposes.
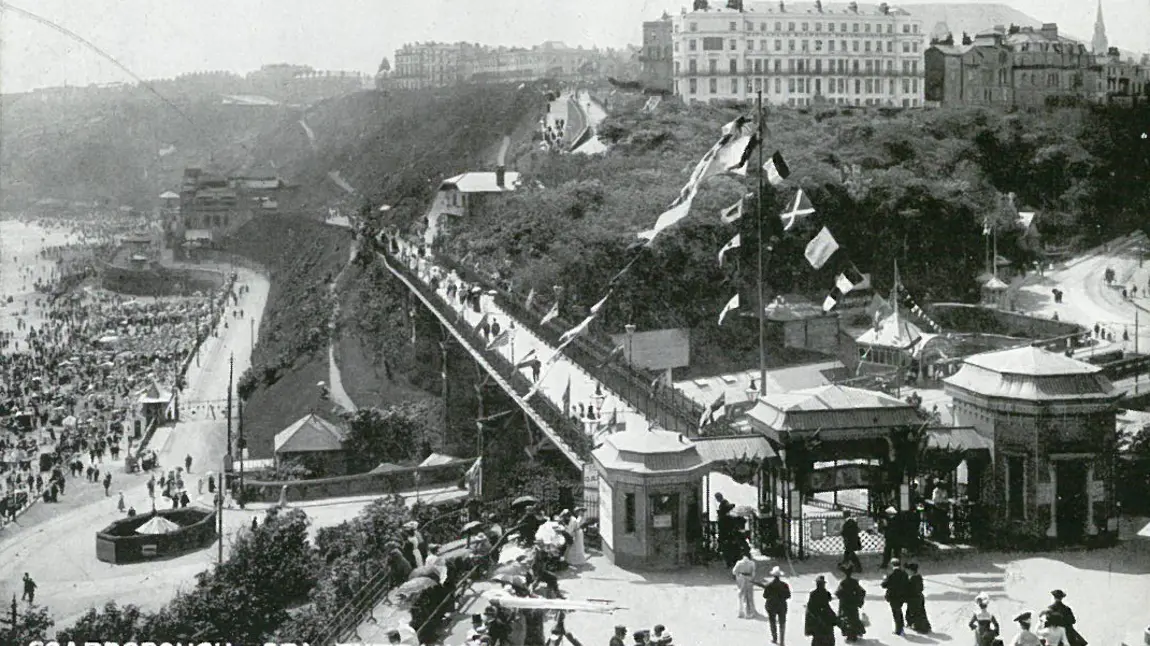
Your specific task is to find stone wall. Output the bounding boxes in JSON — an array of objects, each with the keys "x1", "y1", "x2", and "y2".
[
  {"x1": 95, "y1": 508, "x2": 218, "y2": 564},
  {"x1": 238, "y1": 458, "x2": 475, "y2": 503}
]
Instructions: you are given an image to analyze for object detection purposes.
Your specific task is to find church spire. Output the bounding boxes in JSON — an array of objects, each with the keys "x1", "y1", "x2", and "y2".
[{"x1": 1092, "y1": 0, "x2": 1109, "y2": 55}]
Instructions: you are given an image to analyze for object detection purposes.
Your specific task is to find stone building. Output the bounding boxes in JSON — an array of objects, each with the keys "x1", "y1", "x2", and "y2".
[
  {"x1": 640, "y1": 13, "x2": 676, "y2": 92},
  {"x1": 943, "y1": 346, "x2": 1121, "y2": 544}
]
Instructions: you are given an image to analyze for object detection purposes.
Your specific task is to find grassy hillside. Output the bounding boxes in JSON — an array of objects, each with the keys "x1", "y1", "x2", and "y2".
[{"x1": 438, "y1": 99, "x2": 1150, "y2": 374}]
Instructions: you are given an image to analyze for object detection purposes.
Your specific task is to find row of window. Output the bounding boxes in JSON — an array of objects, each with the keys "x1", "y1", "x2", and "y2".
[
  {"x1": 680, "y1": 57, "x2": 920, "y2": 75},
  {"x1": 682, "y1": 37, "x2": 922, "y2": 54},
  {"x1": 683, "y1": 19, "x2": 922, "y2": 35},
  {"x1": 682, "y1": 76, "x2": 921, "y2": 95}
]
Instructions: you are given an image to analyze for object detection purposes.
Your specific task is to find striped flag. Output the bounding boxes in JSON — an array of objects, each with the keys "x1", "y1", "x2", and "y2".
[
  {"x1": 822, "y1": 266, "x2": 867, "y2": 313},
  {"x1": 804, "y1": 227, "x2": 840, "y2": 270},
  {"x1": 718, "y1": 234, "x2": 741, "y2": 266},
  {"x1": 764, "y1": 151, "x2": 791, "y2": 186},
  {"x1": 718, "y1": 293, "x2": 740, "y2": 326},
  {"x1": 487, "y1": 329, "x2": 511, "y2": 350}
]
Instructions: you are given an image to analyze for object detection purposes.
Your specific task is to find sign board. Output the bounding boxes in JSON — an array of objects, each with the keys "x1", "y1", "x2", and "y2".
[
  {"x1": 582, "y1": 464, "x2": 600, "y2": 520},
  {"x1": 142, "y1": 545, "x2": 158, "y2": 558},
  {"x1": 598, "y1": 478, "x2": 614, "y2": 549},
  {"x1": 1036, "y1": 483, "x2": 1053, "y2": 505},
  {"x1": 653, "y1": 514, "x2": 673, "y2": 529},
  {"x1": 807, "y1": 464, "x2": 881, "y2": 493},
  {"x1": 1090, "y1": 480, "x2": 1105, "y2": 502},
  {"x1": 609, "y1": 328, "x2": 690, "y2": 371}
]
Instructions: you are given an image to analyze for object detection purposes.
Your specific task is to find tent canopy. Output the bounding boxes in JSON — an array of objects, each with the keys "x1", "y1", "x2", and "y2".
[{"x1": 135, "y1": 515, "x2": 180, "y2": 535}]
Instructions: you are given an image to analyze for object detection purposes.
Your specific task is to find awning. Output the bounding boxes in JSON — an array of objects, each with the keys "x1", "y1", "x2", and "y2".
[
  {"x1": 926, "y1": 427, "x2": 991, "y2": 453},
  {"x1": 693, "y1": 434, "x2": 777, "y2": 463}
]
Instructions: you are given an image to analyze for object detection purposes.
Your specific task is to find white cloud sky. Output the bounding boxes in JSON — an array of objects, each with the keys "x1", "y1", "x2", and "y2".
[{"x1": 1, "y1": 0, "x2": 1146, "y2": 94}]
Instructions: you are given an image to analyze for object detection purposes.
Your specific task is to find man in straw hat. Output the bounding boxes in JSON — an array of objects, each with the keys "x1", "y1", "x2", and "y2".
[
  {"x1": 760, "y1": 564, "x2": 791, "y2": 644},
  {"x1": 1012, "y1": 612, "x2": 1041, "y2": 646}
]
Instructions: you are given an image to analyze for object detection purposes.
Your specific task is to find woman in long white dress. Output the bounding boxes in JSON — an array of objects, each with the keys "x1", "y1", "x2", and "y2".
[{"x1": 566, "y1": 508, "x2": 587, "y2": 566}]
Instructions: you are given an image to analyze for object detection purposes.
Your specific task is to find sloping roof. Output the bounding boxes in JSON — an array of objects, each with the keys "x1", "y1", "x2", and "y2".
[
  {"x1": 138, "y1": 382, "x2": 170, "y2": 404},
  {"x1": 274, "y1": 413, "x2": 348, "y2": 453},
  {"x1": 675, "y1": 361, "x2": 846, "y2": 409},
  {"x1": 1018, "y1": 212, "x2": 1037, "y2": 230},
  {"x1": 440, "y1": 172, "x2": 521, "y2": 193},
  {"x1": 983, "y1": 276, "x2": 1009, "y2": 290},
  {"x1": 944, "y1": 346, "x2": 1117, "y2": 402},
  {"x1": 159, "y1": 191, "x2": 180, "y2": 199},
  {"x1": 185, "y1": 230, "x2": 213, "y2": 241},
  {"x1": 932, "y1": 44, "x2": 974, "y2": 55},
  {"x1": 419, "y1": 453, "x2": 458, "y2": 467},
  {"x1": 856, "y1": 310, "x2": 924, "y2": 349},
  {"x1": 738, "y1": 2, "x2": 912, "y2": 17},
  {"x1": 747, "y1": 384, "x2": 922, "y2": 432},
  {"x1": 926, "y1": 426, "x2": 992, "y2": 452},
  {"x1": 592, "y1": 429, "x2": 710, "y2": 475},
  {"x1": 693, "y1": 434, "x2": 777, "y2": 462}
]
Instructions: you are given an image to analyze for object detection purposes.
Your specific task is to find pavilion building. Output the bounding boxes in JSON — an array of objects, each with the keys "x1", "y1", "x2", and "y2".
[{"x1": 943, "y1": 345, "x2": 1121, "y2": 544}]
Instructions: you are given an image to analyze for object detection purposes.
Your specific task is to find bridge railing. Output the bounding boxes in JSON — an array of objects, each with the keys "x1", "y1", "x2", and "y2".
[
  {"x1": 1102, "y1": 355, "x2": 1150, "y2": 382},
  {"x1": 382, "y1": 247, "x2": 592, "y2": 463},
  {"x1": 428, "y1": 249, "x2": 729, "y2": 436}
]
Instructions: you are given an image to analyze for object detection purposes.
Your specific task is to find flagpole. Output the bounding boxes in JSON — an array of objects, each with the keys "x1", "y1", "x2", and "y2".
[{"x1": 757, "y1": 91, "x2": 767, "y2": 397}]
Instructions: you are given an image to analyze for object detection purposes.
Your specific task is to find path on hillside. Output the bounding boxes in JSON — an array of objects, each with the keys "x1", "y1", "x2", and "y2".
[
  {"x1": 1014, "y1": 233, "x2": 1150, "y2": 353},
  {"x1": 573, "y1": 90, "x2": 608, "y2": 155},
  {"x1": 299, "y1": 119, "x2": 318, "y2": 151},
  {"x1": 327, "y1": 239, "x2": 359, "y2": 413},
  {"x1": 0, "y1": 266, "x2": 270, "y2": 628}
]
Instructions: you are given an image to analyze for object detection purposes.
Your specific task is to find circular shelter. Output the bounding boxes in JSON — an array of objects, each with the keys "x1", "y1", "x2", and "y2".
[
  {"x1": 980, "y1": 276, "x2": 1010, "y2": 309},
  {"x1": 592, "y1": 429, "x2": 712, "y2": 569},
  {"x1": 943, "y1": 345, "x2": 1121, "y2": 545}
]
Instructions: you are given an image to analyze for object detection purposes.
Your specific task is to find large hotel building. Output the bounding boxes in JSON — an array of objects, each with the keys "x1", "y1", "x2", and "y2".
[{"x1": 671, "y1": 1, "x2": 927, "y2": 106}]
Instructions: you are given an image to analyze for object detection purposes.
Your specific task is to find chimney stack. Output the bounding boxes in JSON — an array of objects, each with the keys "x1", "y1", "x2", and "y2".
[{"x1": 496, "y1": 166, "x2": 506, "y2": 188}]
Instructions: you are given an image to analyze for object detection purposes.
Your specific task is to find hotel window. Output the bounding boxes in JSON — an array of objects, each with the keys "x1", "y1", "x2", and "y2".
[
  {"x1": 760, "y1": 22, "x2": 767, "y2": 31},
  {"x1": 855, "y1": 78, "x2": 861, "y2": 93},
  {"x1": 730, "y1": 59, "x2": 738, "y2": 73},
  {"x1": 675, "y1": 61, "x2": 681, "y2": 74},
  {"x1": 802, "y1": 40, "x2": 809, "y2": 52},
  {"x1": 816, "y1": 22, "x2": 822, "y2": 32},
  {"x1": 761, "y1": 39, "x2": 767, "y2": 50},
  {"x1": 828, "y1": 22, "x2": 835, "y2": 32},
  {"x1": 865, "y1": 23, "x2": 871, "y2": 33},
  {"x1": 838, "y1": 78, "x2": 845, "y2": 92},
  {"x1": 710, "y1": 78, "x2": 718, "y2": 93},
  {"x1": 889, "y1": 78, "x2": 895, "y2": 93},
  {"x1": 690, "y1": 22, "x2": 698, "y2": 31},
  {"x1": 788, "y1": 78, "x2": 796, "y2": 92},
  {"x1": 815, "y1": 57, "x2": 822, "y2": 72},
  {"x1": 913, "y1": 24, "x2": 920, "y2": 33},
  {"x1": 852, "y1": 41, "x2": 859, "y2": 52},
  {"x1": 788, "y1": 58, "x2": 796, "y2": 72},
  {"x1": 755, "y1": 59, "x2": 762, "y2": 73},
  {"x1": 865, "y1": 79, "x2": 873, "y2": 93},
  {"x1": 789, "y1": 39, "x2": 796, "y2": 51},
  {"x1": 674, "y1": 80, "x2": 679, "y2": 94},
  {"x1": 709, "y1": 59, "x2": 718, "y2": 72},
  {"x1": 903, "y1": 41, "x2": 910, "y2": 53},
  {"x1": 865, "y1": 41, "x2": 872, "y2": 53},
  {"x1": 815, "y1": 78, "x2": 822, "y2": 94},
  {"x1": 902, "y1": 78, "x2": 910, "y2": 93},
  {"x1": 674, "y1": 42, "x2": 680, "y2": 52},
  {"x1": 731, "y1": 78, "x2": 739, "y2": 93},
  {"x1": 775, "y1": 22, "x2": 782, "y2": 31},
  {"x1": 775, "y1": 77, "x2": 781, "y2": 92},
  {"x1": 689, "y1": 59, "x2": 697, "y2": 73},
  {"x1": 689, "y1": 78, "x2": 697, "y2": 93},
  {"x1": 689, "y1": 39, "x2": 697, "y2": 51},
  {"x1": 829, "y1": 40, "x2": 835, "y2": 52},
  {"x1": 887, "y1": 24, "x2": 893, "y2": 34},
  {"x1": 775, "y1": 39, "x2": 783, "y2": 51},
  {"x1": 797, "y1": 60, "x2": 805, "y2": 72},
  {"x1": 913, "y1": 78, "x2": 919, "y2": 92},
  {"x1": 902, "y1": 24, "x2": 910, "y2": 33},
  {"x1": 840, "y1": 40, "x2": 847, "y2": 51},
  {"x1": 1006, "y1": 455, "x2": 1026, "y2": 520},
  {"x1": 730, "y1": 39, "x2": 738, "y2": 50},
  {"x1": 730, "y1": 21, "x2": 738, "y2": 31},
  {"x1": 852, "y1": 60, "x2": 859, "y2": 73},
  {"x1": 887, "y1": 41, "x2": 894, "y2": 52},
  {"x1": 886, "y1": 60, "x2": 893, "y2": 72},
  {"x1": 746, "y1": 78, "x2": 753, "y2": 93},
  {"x1": 745, "y1": 21, "x2": 753, "y2": 31},
  {"x1": 912, "y1": 61, "x2": 918, "y2": 74},
  {"x1": 853, "y1": 23, "x2": 860, "y2": 33},
  {"x1": 788, "y1": 22, "x2": 796, "y2": 31},
  {"x1": 748, "y1": 40, "x2": 754, "y2": 51},
  {"x1": 902, "y1": 60, "x2": 910, "y2": 73},
  {"x1": 774, "y1": 59, "x2": 782, "y2": 72},
  {"x1": 624, "y1": 493, "x2": 637, "y2": 532},
  {"x1": 913, "y1": 42, "x2": 919, "y2": 53},
  {"x1": 802, "y1": 22, "x2": 809, "y2": 31},
  {"x1": 755, "y1": 78, "x2": 763, "y2": 91}
]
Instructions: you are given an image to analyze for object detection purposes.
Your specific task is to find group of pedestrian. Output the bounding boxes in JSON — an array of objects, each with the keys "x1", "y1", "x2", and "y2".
[
  {"x1": 880, "y1": 559, "x2": 932, "y2": 636},
  {"x1": 970, "y1": 589, "x2": 1087, "y2": 646}
]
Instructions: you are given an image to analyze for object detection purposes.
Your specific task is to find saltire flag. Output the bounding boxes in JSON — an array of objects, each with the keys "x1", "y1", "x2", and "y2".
[
  {"x1": 525, "y1": 287, "x2": 537, "y2": 310},
  {"x1": 540, "y1": 302, "x2": 559, "y2": 326},
  {"x1": 822, "y1": 265, "x2": 867, "y2": 313},
  {"x1": 561, "y1": 376, "x2": 572, "y2": 417},
  {"x1": 515, "y1": 349, "x2": 538, "y2": 368},
  {"x1": 472, "y1": 312, "x2": 490, "y2": 334},
  {"x1": 718, "y1": 293, "x2": 740, "y2": 326},
  {"x1": 764, "y1": 151, "x2": 791, "y2": 186},
  {"x1": 487, "y1": 329, "x2": 511, "y2": 350},
  {"x1": 558, "y1": 291, "x2": 612, "y2": 345},
  {"x1": 720, "y1": 198, "x2": 744, "y2": 224},
  {"x1": 780, "y1": 188, "x2": 816, "y2": 232},
  {"x1": 598, "y1": 344, "x2": 626, "y2": 368},
  {"x1": 804, "y1": 227, "x2": 840, "y2": 270},
  {"x1": 718, "y1": 234, "x2": 741, "y2": 266}
]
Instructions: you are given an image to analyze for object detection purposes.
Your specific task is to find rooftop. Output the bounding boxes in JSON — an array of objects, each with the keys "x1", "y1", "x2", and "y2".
[
  {"x1": 687, "y1": 2, "x2": 915, "y2": 17},
  {"x1": 440, "y1": 171, "x2": 521, "y2": 194},
  {"x1": 746, "y1": 383, "x2": 922, "y2": 433},
  {"x1": 592, "y1": 429, "x2": 710, "y2": 475},
  {"x1": 856, "y1": 310, "x2": 924, "y2": 349},
  {"x1": 963, "y1": 345, "x2": 1100, "y2": 376},
  {"x1": 274, "y1": 413, "x2": 349, "y2": 454},
  {"x1": 943, "y1": 346, "x2": 1118, "y2": 403},
  {"x1": 675, "y1": 360, "x2": 847, "y2": 409}
]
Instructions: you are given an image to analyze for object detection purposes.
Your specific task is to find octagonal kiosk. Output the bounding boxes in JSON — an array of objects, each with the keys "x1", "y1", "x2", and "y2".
[{"x1": 592, "y1": 428, "x2": 712, "y2": 569}]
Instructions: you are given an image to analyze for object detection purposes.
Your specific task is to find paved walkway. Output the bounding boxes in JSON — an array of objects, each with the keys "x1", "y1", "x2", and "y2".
[
  {"x1": 396, "y1": 239, "x2": 651, "y2": 452},
  {"x1": 573, "y1": 89, "x2": 608, "y2": 155},
  {"x1": 327, "y1": 239, "x2": 358, "y2": 412}
]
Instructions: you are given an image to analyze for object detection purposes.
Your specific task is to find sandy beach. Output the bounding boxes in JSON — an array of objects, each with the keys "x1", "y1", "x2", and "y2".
[{"x1": 0, "y1": 218, "x2": 82, "y2": 352}]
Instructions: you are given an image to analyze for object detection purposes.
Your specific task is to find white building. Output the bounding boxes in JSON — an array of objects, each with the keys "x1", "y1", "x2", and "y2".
[{"x1": 671, "y1": 1, "x2": 927, "y2": 107}]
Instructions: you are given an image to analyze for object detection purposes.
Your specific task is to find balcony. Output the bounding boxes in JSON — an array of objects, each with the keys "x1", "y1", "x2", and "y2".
[{"x1": 679, "y1": 68, "x2": 919, "y2": 77}]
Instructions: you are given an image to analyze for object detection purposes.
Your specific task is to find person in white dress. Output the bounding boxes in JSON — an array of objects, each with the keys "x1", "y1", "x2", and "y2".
[
  {"x1": 565, "y1": 508, "x2": 587, "y2": 566},
  {"x1": 1038, "y1": 610, "x2": 1069, "y2": 646}
]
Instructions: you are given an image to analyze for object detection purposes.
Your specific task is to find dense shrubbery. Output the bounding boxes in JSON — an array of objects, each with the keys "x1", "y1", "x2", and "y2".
[
  {"x1": 439, "y1": 100, "x2": 1150, "y2": 371},
  {"x1": 343, "y1": 400, "x2": 445, "y2": 470}
]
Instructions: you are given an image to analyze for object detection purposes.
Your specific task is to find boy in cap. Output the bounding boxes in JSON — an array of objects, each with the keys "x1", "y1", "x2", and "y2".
[
  {"x1": 609, "y1": 625, "x2": 627, "y2": 646},
  {"x1": 651, "y1": 623, "x2": 673, "y2": 645}
]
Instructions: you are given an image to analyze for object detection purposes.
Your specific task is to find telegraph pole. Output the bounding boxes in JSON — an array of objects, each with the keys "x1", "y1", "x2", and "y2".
[{"x1": 756, "y1": 90, "x2": 768, "y2": 396}]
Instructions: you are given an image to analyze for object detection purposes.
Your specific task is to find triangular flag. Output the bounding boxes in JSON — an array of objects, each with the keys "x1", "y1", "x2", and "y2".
[
  {"x1": 720, "y1": 199, "x2": 744, "y2": 224},
  {"x1": 486, "y1": 330, "x2": 510, "y2": 350},
  {"x1": 558, "y1": 292, "x2": 611, "y2": 345},
  {"x1": 780, "y1": 188, "x2": 816, "y2": 231},
  {"x1": 709, "y1": 391, "x2": 727, "y2": 415},
  {"x1": 718, "y1": 293, "x2": 740, "y2": 326},
  {"x1": 525, "y1": 287, "x2": 537, "y2": 310},
  {"x1": 764, "y1": 151, "x2": 791, "y2": 186},
  {"x1": 515, "y1": 349, "x2": 538, "y2": 368},
  {"x1": 804, "y1": 227, "x2": 840, "y2": 270},
  {"x1": 822, "y1": 294, "x2": 838, "y2": 312},
  {"x1": 598, "y1": 344, "x2": 626, "y2": 368},
  {"x1": 725, "y1": 133, "x2": 761, "y2": 176},
  {"x1": 589, "y1": 291, "x2": 611, "y2": 315},
  {"x1": 540, "y1": 302, "x2": 559, "y2": 326},
  {"x1": 638, "y1": 194, "x2": 697, "y2": 242},
  {"x1": 562, "y1": 377, "x2": 572, "y2": 417},
  {"x1": 718, "y1": 234, "x2": 742, "y2": 266}
]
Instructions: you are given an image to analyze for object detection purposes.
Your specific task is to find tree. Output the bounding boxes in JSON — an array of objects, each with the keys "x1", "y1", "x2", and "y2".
[
  {"x1": 56, "y1": 602, "x2": 151, "y2": 643},
  {"x1": 342, "y1": 400, "x2": 442, "y2": 470},
  {"x1": 0, "y1": 604, "x2": 53, "y2": 644},
  {"x1": 378, "y1": 57, "x2": 391, "y2": 73}
]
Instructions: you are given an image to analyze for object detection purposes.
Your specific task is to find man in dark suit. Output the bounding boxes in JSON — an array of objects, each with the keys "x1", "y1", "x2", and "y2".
[
  {"x1": 761, "y1": 565, "x2": 791, "y2": 644},
  {"x1": 1048, "y1": 589, "x2": 1087, "y2": 646},
  {"x1": 840, "y1": 512, "x2": 863, "y2": 573},
  {"x1": 881, "y1": 558, "x2": 910, "y2": 636}
]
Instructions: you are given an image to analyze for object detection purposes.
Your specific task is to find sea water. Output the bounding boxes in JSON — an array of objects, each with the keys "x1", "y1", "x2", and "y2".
[{"x1": 0, "y1": 216, "x2": 81, "y2": 351}]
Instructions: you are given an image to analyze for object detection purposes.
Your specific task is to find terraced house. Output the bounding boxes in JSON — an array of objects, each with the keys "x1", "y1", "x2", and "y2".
[{"x1": 671, "y1": 0, "x2": 927, "y2": 107}]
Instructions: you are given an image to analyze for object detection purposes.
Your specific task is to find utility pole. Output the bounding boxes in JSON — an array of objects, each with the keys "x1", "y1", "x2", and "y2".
[
  {"x1": 217, "y1": 455, "x2": 225, "y2": 565},
  {"x1": 238, "y1": 397, "x2": 245, "y2": 510},
  {"x1": 756, "y1": 90, "x2": 768, "y2": 397},
  {"x1": 226, "y1": 354, "x2": 234, "y2": 469}
]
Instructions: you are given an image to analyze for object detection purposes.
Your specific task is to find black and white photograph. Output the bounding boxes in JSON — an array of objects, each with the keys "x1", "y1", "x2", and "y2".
[{"x1": 1, "y1": 0, "x2": 1149, "y2": 644}]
